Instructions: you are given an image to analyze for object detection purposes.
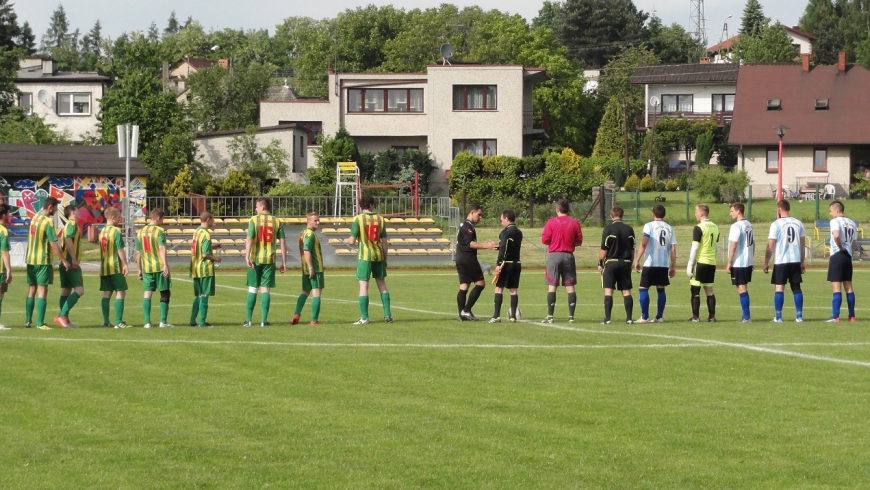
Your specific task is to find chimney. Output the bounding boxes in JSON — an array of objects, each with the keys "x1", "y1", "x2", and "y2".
[
  {"x1": 838, "y1": 51, "x2": 846, "y2": 72},
  {"x1": 801, "y1": 53, "x2": 810, "y2": 72},
  {"x1": 699, "y1": 57, "x2": 710, "y2": 64},
  {"x1": 42, "y1": 58, "x2": 57, "y2": 75}
]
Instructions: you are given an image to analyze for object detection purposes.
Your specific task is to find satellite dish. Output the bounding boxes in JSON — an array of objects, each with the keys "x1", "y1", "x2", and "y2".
[
  {"x1": 37, "y1": 89, "x2": 49, "y2": 104},
  {"x1": 440, "y1": 43, "x2": 453, "y2": 65},
  {"x1": 649, "y1": 95, "x2": 660, "y2": 108}
]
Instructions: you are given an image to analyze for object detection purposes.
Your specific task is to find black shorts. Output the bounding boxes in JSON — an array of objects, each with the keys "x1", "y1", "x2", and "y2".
[
  {"x1": 730, "y1": 266, "x2": 753, "y2": 286},
  {"x1": 771, "y1": 263, "x2": 803, "y2": 286},
  {"x1": 495, "y1": 263, "x2": 521, "y2": 289},
  {"x1": 827, "y1": 251, "x2": 853, "y2": 282},
  {"x1": 692, "y1": 263, "x2": 716, "y2": 284},
  {"x1": 602, "y1": 260, "x2": 632, "y2": 291},
  {"x1": 456, "y1": 260, "x2": 484, "y2": 285},
  {"x1": 640, "y1": 266, "x2": 670, "y2": 288}
]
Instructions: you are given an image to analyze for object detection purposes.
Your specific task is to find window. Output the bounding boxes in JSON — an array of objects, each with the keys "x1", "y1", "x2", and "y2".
[
  {"x1": 814, "y1": 148, "x2": 827, "y2": 171},
  {"x1": 347, "y1": 88, "x2": 423, "y2": 113},
  {"x1": 767, "y1": 99, "x2": 781, "y2": 110},
  {"x1": 453, "y1": 85, "x2": 497, "y2": 110},
  {"x1": 18, "y1": 93, "x2": 32, "y2": 115},
  {"x1": 453, "y1": 139, "x2": 496, "y2": 158},
  {"x1": 391, "y1": 146, "x2": 419, "y2": 155},
  {"x1": 281, "y1": 121, "x2": 322, "y2": 145},
  {"x1": 712, "y1": 94, "x2": 735, "y2": 113},
  {"x1": 662, "y1": 94, "x2": 693, "y2": 113},
  {"x1": 57, "y1": 93, "x2": 91, "y2": 115},
  {"x1": 299, "y1": 136, "x2": 304, "y2": 157},
  {"x1": 767, "y1": 148, "x2": 779, "y2": 173},
  {"x1": 815, "y1": 98, "x2": 829, "y2": 110}
]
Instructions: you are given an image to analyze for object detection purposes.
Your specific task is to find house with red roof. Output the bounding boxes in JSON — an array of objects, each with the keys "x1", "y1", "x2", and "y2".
[{"x1": 707, "y1": 26, "x2": 816, "y2": 63}]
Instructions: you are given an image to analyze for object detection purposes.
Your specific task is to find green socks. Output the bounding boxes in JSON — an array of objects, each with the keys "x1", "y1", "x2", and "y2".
[
  {"x1": 261, "y1": 293, "x2": 271, "y2": 323},
  {"x1": 381, "y1": 292, "x2": 392, "y2": 318},
  {"x1": 59, "y1": 295, "x2": 68, "y2": 311},
  {"x1": 198, "y1": 296, "x2": 209, "y2": 325},
  {"x1": 160, "y1": 301, "x2": 169, "y2": 324},
  {"x1": 245, "y1": 293, "x2": 257, "y2": 322},
  {"x1": 190, "y1": 297, "x2": 200, "y2": 325},
  {"x1": 311, "y1": 297, "x2": 321, "y2": 322},
  {"x1": 60, "y1": 292, "x2": 80, "y2": 317},
  {"x1": 358, "y1": 296, "x2": 369, "y2": 320},
  {"x1": 36, "y1": 298, "x2": 47, "y2": 326},
  {"x1": 114, "y1": 299, "x2": 125, "y2": 325},
  {"x1": 101, "y1": 298, "x2": 110, "y2": 324},
  {"x1": 25, "y1": 297, "x2": 34, "y2": 324},
  {"x1": 294, "y1": 294, "x2": 308, "y2": 315},
  {"x1": 143, "y1": 298, "x2": 152, "y2": 325}
]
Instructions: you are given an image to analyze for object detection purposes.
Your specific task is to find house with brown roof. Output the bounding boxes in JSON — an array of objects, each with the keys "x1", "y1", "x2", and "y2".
[
  {"x1": 707, "y1": 26, "x2": 816, "y2": 63},
  {"x1": 167, "y1": 57, "x2": 218, "y2": 103},
  {"x1": 728, "y1": 53, "x2": 870, "y2": 197}
]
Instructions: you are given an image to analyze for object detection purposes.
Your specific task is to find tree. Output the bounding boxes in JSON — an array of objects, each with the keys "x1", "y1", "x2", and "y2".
[
  {"x1": 40, "y1": 3, "x2": 68, "y2": 53},
  {"x1": 739, "y1": 0, "x2": 769, "y2": 36},
  {"x1": 165, "y1": 11, "x2": 180, "y2": 36},
  {"x1": 731, "y1": 23, "x2": 800, "y2": 63},
  {"x1": 0, "y1": 0, "x2": 21, "y2": 115},
  {"x1": 18, "y1": 21, "x2": 35, "y2": 56},
  {"x1": 694, "y1": 130, "x2": 714, "y2": 166},
  {"x1": 555, "y1": 0, "x2": 648, "y2": 68},
  {"x1": 147, "y1": 22, "x2": 160, "y2": 43},
  {"x1": 800, "y1": 0, "x2": 845, "y2": 65},
  {"x1": 532, "y1": 1, "x2": 561, "y2": 30},
  {"x1": 225, "y1": 125, "x2": 290, "y2": 193},
  {"x1": 592, "y1": 98, "x2": 629, "y2": 159},
  {"x1": 187, "y1": 60, "x2": 276, "y2": 132},
  {"x1": 645, "y1": 16, "x2": 705, "y2": 64},
  {"x1": 80, "y1": 20, "x2": 102, "y2": 71},
  {"x1": 715, "y1": 122, "x2": 738, "y2": 167},
  {"x1": 0, "y1": 109, "x2": 70, "y2": 144}
]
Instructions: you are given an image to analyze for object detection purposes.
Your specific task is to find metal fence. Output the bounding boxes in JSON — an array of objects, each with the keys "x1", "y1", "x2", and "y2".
[{"x1": 604, "y1": 189, "x2": 693, "y2": 223}]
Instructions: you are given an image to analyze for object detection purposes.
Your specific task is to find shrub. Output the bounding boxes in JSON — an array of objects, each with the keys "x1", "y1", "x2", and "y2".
[
  {"x1": 654, "y1": 180, "x2": 666, "y2": 192},
  {"x1": 640, "y1": 174, "x2": 654, "y2": 192},
  {"x1": 665, "y1": 179, "x2": 678, "y2": 191},
  {"x1": 690, "y1": 167, "x2": 751, "y2": 203},
  {"x1": 624, "y1": 174, "x2": 640, "y2": 192},
  {"x1": 675, "y1": 173, "x2": 689, "y2": 190}
]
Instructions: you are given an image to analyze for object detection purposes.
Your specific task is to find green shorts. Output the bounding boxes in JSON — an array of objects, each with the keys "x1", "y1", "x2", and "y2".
[
  {"x1": 0, "y1": 272, "x2": 7, "y2": 293},
  {"x1": 302, "y1": 272, "x2": 325, "y2": 291},
  {"x1": 356, "y1": 260, "x2": 387, "y2": 281},
  {"x1": 100, "y1": 274, "x2": 128, "y2": 292},
  {"x1": 142, "y1": 272, "x2": 172, "y2": 292},
  {"x1": 246, "y1": 263, "x2": 276, "y2": 288},
  {"x1": 26, "y1": 264, "x2": 53, "y2": 286},
  {"x1": 193, "y1": 277, "x2": 215, "y2": 296},
  {"x1": 59, "y1": 266, "x2": 83, "y2": 289}
]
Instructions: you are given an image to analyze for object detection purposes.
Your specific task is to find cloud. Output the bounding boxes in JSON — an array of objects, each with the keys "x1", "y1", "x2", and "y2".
[
  {"x1": 48, "y1": 177, "x2": 74, "y2": 188},
  {"x1": 13, "y1": 179, "x2": 36, "y2": 189}
]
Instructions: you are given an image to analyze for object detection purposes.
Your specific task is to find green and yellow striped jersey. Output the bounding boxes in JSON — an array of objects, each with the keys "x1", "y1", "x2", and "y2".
[
  {"x1": 99, "y1": 225, "x2": 125, "y2": 276},
  {"x1": 298, "y1": 228, "x2": 323, "y2": 274},
  {"x1": 0, "y1": 224, "x2": 9, "y2": 274},
  {"x1": 692, "y1": 219, "x2": 720, "y2": 265},
  {"x1": 137, "y1": 224, "x2": 166, "y2": 274},
  {"x1": 247, "y1": 214, "x2": 285, "y2": 264},
  {"x1": 350, "y1": 212, "x2": 387, "y2": 262},
  {"x1": 26, "y1": 213, "x2": 57, "y2": 265},
  {"x1": 190, "y1": 226, "x2": 214, "y2": 278},
  {"x1": 61, "y1": 220, "x2": 82, "y2": 263}
]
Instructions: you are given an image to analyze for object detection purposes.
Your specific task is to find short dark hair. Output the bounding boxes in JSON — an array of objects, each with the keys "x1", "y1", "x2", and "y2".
[
  {"x1": 359, "y1": 195, "x2": 375, "y2": 211},
  {"x1": 200, "y1": 211, "x2": 214, "y2": 222},
  {"x1": 256, "y1": 197, "x2": 272, "y2": 212},
  {"x1": 64, "y1": 204, "x2": 77, "y2": 218},
  {"x1": 468, "y1": 204, "x2": 482, "y2": 214},
  {"x1": 43, "y1": 197, "x2": 59, "y2": 210},
  {"x1": 830, "y1": 200, "x2": 845, "y2": 213},
  {"x1": 730, "y1": 202, "x2": 744, "y2": 214},
  {"x1": 556, "y1": 199, "x2": 570, "y2": 215},
  {"x1": 652, "y1": 204, "x2": 666, "y2": 219},
  {"x1": 0, "y1": 204, "x2": 9, "y2": 219},
  {"x1": 610, "y1": 206, "x2": 624, "y2": 219},
  {"x1": 501, "y1": 209, "x2": 516, "y2": 223},
  {"x1": 777, "y1": 200, "x2": 790, "y2": 212}
]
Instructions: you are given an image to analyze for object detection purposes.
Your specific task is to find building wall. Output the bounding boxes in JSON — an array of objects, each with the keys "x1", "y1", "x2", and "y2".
[
  {"x1": 646, "y1": 83, "x2": 736, "y2": 125},
  {"x1": 196, "y1": 128, "x2": 308, "y2": 182},
  {"x1": 17, "y1": 81, "x2": 106, "y2": 141},
  {"x1": 741, "y1": 145, "x2": 851, "y2": 197}
]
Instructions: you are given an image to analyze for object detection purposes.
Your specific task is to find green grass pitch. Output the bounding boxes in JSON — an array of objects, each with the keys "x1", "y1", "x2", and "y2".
[{"x1": 2, "y1": 268, "x2": 870, "y2": 488}]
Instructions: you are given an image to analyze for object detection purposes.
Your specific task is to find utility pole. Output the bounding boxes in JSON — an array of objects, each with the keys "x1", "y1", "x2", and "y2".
[{"x1": 621, "y1": 99, "x2": 630, "y2": 177}]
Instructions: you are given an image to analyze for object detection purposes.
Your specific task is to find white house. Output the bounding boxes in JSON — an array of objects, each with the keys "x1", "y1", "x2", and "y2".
[
  {"x1": 259, "y1": 64, "x2": 549, "y2": 193},
  {"x1": 707, "y1": 26, "x2": 816, "y2": 63},
  {"x1": 16, "y1": 58, "x2": 111, "y2": 142},
  {"x1": 195, "y1": 124, "x2": 309, "y2": 183}
]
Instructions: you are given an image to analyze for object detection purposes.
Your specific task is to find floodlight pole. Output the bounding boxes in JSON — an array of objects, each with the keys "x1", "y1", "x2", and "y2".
[
  {"x1": 774, "y1": 125, "x2": 788, "y2": 204},
  {"x1": 117, "y1": 123, "x2": 139, "y2": 260}
]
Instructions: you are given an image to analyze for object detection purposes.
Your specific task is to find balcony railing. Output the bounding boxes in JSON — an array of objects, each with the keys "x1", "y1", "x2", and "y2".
[
  {"x1": 523, "y1": 111, "x2": 550, "y2": 132},
  {"x1": 641, "y1": 112, "x2": 733, "y2": 129}
]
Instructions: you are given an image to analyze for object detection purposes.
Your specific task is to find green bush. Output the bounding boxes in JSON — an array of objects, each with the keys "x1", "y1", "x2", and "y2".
[
  {"x1": 654, "y1": 180, "x2": 666, "y2": 192},
  {"x1": 640, "y1": 174, "x2": 654, "y2": 192},
  {"x1": 675, "y1": 173, "x2": 689, "y2": 190},
  {"x1": 624, "y1": 174, "x2": 640, "y2": 192},
  {"x1": 690, "y1": 167, "x2": 751, "y2": 203},
  {"x1": 665, "y1": 179, "x2": 678, "y2": 191}
]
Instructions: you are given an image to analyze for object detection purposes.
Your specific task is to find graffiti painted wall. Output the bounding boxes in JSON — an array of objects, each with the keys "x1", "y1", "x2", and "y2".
[{"x1": 0, "y1": 175, "x2": 147, "y2": 228}]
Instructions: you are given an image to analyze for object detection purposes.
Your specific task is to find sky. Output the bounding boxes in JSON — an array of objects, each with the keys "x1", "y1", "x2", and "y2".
[{"x1": 18, "y1": 0, "x2": 808, "y2": 50}]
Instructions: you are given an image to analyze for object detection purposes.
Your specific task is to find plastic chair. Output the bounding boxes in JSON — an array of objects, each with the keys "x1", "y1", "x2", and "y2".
[{"x1": 822, "y1": 184, "x2": 835, "y2": 200}]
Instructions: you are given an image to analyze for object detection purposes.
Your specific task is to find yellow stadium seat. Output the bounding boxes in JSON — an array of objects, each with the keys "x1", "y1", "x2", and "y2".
[
  {"x1": 435, "y1": 238, "x2": 450, "y2": 244},
  {"x1": 182, "y1": 228, "x2": 197, "y2": 234},
  {"x1": 429, "y1": 248, "x2": 450, "y2": 254},
  {"x1": 411, "y1": 227, "x2": 428, "y2": 234},
  {"x1": 335, "y1": 248, "x2": 356, "y2": 255},
  {"x1": 403, "y1": 238, "x2": 419, "y2": 245},
  {"x1": 229, "y1": 228, "x2": 246, "y2": 236},
  {"x1": 388, "y1": 217, "x2": 404, "y2": 223},
  {"x1": 213, "y1": 228, "x2": 230, "y2": 235},
  {"x1": 234, "y1": 239, "x2": 245, "y2": 245},
  {"x1": 166, "y1": 229, "x2": 182, "y2": 235},
  {"x1": 412, "y1": 248, "x2": 428, "y2": 254},
  {"x1": 397, "y1": 248, "x2": 413, "y2": 254},
  {"x1": 386, "y1": 227, "x2": 398, "y2": 234},
  {"x1": 134, "y1": 219, "x2": 146, "y2": 225},
  {"x1": 336, "y1": 227, "x2": 351, "y2": 234},
  {"x1": 320, "y1": 228, "x2": 339, "y2": 234},
  {"x1": 219, "y1": 239, "x2": 234, "y2": 245},
  {"x1": 403, "y1": 218, "x2": 420, "y2": 225},
  {"x1": 225, "y1": 249, "x2": 242, "y2": 255},
  {"x1": 213, "y1": 218, "x2": 224, "y2": 224},
  {"x1": 223, "y1": 218, "x2": 240, "y2": 224},
  {"x1": 177, "y1": 218, "x2": 193, "y2": 225},
  {"x1": 286, "y1": 217, "x2": 306, "y2": 225},
  {"x1": 389, "y1": 238, "x2": 403, "y2": 244},
  {"x1": 425, "y1": 228, "x2": 443, "y2": 234},
  {"x1": 177, "y1": 250, "x2": 192, "y2": 256},
  {"x1": 239, "y1": 218, "x2": 250, "y2": 223},
  {"x1": 397, "y1": 227, "x2": 413, "y2": 234},
  {"x1": 419, "y1": 238, "x2": 436, "y2": 245},
  {"x1": 163, "y1": 218, "x2": 178, "y2": 224},
  {"x1": 166, "y1": 250, "x2": 177, "y2": 256},
  {"x1": 419, "y1": 218, "x2": 435, "y2": 224},
  {"x1": 328, "y1": 238, "x2": 343, "y2": 245}
]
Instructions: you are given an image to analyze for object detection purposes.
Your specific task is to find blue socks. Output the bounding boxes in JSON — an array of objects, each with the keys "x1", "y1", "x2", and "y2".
[
  {"x1": 656, "y1": 289, "x2": 667, "y2": 319},
  {"x1": 639, "y1": 289, "x2": 650, "y2": 319},
  {"x1": 774, "y1": 292, "x2": 784, "y2": 320},
  {"x1": 847, "y1": 292, "x2": 856, "y2": 319},
  {"x1": 794, "y1": 291, "x2": 803, "y2": 318},
  {"x1": 832, "y1": 292, "x2": 843, "y2": 319},
  {"x1": 739, "y1": 292, "x2": 750, "y2": 320}
]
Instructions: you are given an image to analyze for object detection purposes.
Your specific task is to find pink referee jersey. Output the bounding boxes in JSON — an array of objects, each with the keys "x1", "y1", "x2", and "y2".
[{"x1": 542, "y1": 215, "x2": 583, "y2": 253}]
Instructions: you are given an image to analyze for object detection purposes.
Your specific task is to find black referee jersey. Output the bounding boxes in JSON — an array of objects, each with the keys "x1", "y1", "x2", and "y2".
[
  {"x1": 601, "y1": 220, "x2": 635, "y2": 260},
  {"x1": 455, "y1": 220, "x2": 479, "y2": 263},
  {"x1": 497, "y1": 224, "x2": 523, "y2": 264}
]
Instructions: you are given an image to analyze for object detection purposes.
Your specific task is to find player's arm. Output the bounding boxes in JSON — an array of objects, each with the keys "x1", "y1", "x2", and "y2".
[
  {"x1": 799, "y1": 235, "x2": 806, "y2": 273},
  {"x1": 117, "y1": 245, "x2": 128, "y2": 277},
  {"x1": 832, "y1": 228, "x2": 843, "y2": 252},
  {"x1": 687, "y1": 226, "x2": 701, "y2": 277},
  {"x1": 245, "y1": 220, "x2": 255, "y2": 268},
  {"x1": 2, "y1": 249, "x2": 10, "y2": 283},
  {"x1": 279, "y1": 238, "x2": 287, "y2": 273},
  {"x1": 346, "y1": 218, "x2": 359, "y2": 246},
  {"x1": 727, "y1": 240, "x2": 738, "y2": 272},
  {"x1": 49, "y1": 237, "x2": 69, "y2": 270},
  {"x1": 575, "y1": 224, "x2": 583, "y2": 247},
  {"x1": 764, "y1": 239, "x2": 776, "y2": 272},
  {"x1": 669, "y1": 244, "x2": 677, "y2": 278},
  {"x1": 158, "y1": 230, "x2": 169, "y2": 277},
  {"x1": 495, "y1": 232, "x2": 507, "y2": 268},
  {"x1": 634, "y1": 235, "x2": 649, "y2": 272},
  {"x1": 64, "y1": 234, "x2": 78, "y2": 269},
  {"x1": 541, "y1": 221, "x2": 551, "y2": 245}
]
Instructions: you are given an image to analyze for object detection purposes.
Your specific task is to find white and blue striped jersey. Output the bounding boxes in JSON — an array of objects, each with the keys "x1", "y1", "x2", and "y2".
[
  {"x1": 830, "y1": 216, "x2": 857, "y2": 256},
  {"x1": 768, "y1": 217, "x2": 806, "y2": 265},
  {"x1": 728, "y1": 219, "x2": 755, "y2": 268},
  {"x1": 642, "y1": 220, "x2": 676, "y2": 267}
]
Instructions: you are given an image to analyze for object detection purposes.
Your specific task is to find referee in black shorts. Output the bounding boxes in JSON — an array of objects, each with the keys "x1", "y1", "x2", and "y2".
[
  {"x1": 598, "y1": 206, "x2": 636, "y2": 324},
  {"x1": 455, "y1": 205, "x2": 496, "y2": 321}
]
